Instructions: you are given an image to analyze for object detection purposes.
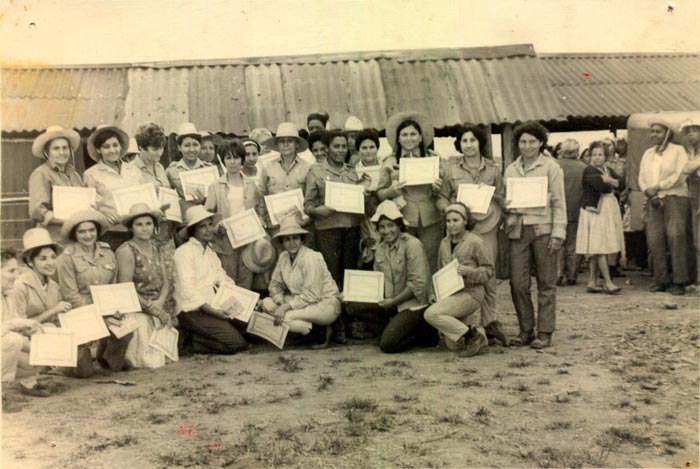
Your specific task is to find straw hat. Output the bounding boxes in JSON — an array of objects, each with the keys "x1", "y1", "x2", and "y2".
[
  {"x1": 273, "y1": 215, "x2": 310, "y2": 239},
  {"x1": 178, "y1": 205, "x2": 220, "y2": 239},
  {"x1": 121, "y1": 203, "x2": 163, "y2": 229},
  {"x1": 680, "y1": 118, "x2": 700, "y2": 132},
  {"x1": 249, "y1": 128, "x2": 273, "y2": 146},
  {"x1": 87, "y1": 125, "x2": 129, "y2": 162},
  {"x1": 385, "y1": 111, "x2": 434, "y2": 150},
  {"x1": 370, "y1": 200, "x2": 409, "y2": 225},
  {"x1": 21, "y1": 228, "x2": 63, "y2": 263},
  {"x1": 343, "y1": 116, "x2": 364, "y2": 132},
  {"x1": 648, "y1": 117, "x2": 673, "y2": 131},
  {"x1": 60, "y1": 209, "x2": 109, "y2": 241},
  {"x1": 241, "y1": 238, "x2": 277, "y2": 273},
  {"x1": 263, "y1": 123, "x2": 309, "y2": 153},
  {"x1": 32, "y1": 126, "x2": 81, "y2": 159},
  {"x1": 176, "y1": 122, "x2": 201, "y2": 144}
]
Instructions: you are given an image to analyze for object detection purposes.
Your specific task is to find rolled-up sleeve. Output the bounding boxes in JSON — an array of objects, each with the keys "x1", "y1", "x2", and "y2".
[
  {"x1": 28, "y1": 168, "x2": 50, "y2": 222},
  {"x1": 174, "y1": 247, "x2": 205, "y2": 311},
  {"x1": 403, "y1": 238, "x2": 429, "y2": 302},
  {"x1": 303, "y1": 167, "x2": 322, "y2": 213}
]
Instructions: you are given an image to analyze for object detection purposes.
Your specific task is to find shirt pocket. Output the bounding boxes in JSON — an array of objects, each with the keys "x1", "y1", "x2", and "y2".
[{"x1": 73, "y1": 257, "x2": 92, "y2": 274}]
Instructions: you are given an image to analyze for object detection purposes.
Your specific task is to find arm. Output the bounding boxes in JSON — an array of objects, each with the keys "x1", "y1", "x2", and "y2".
[
  {"x1": 638, "y1": 151, "x2": 652, "y2": 192},
  {"x1": 583, "y1": 168, "x2": 613, "y2": 195},
  {"x1": 55, "y1": 252, "x2": 87, "y2": 309},
  {"x1": 115, "y1": 247, "x2": 152, "y2": 310},
  {"x1": 376, "y1": 160, "x2": 404, "y2": 201},
  {"x1": 286, "y1": 255, "x2": 327, "y2": 310},
  {"x1": 492, "y1": 168, "x2": 506, "y2": 209},
  {"x1": 28, "y1": 168, "x2": 51, "y2": 223},
  {"x1": 402, "y1": 238, "x2": 430, "y2": 304},
  {"x1": 684, "y1": 155, "x2": 700, "y2": 174},
  {"x1": 658, "y1": 148, "x2": 688, "y2": 191},
  {"x1": 167, "y1": 166, "x2": 185, "y2": 199},
  {"x1": 173, "y1": 247, "x2": 206, "y2": 312},
  {"x1": 458, "y1": 240, "x2": 494, "y2": 285},
  {"x1": 549, "y1": 164, "x2": 567, "y2": 240},
  {"x1": 268, "y1": 261, "x2": 287, "y2": 305},
  {"x1": 204, "y1": 183, "x2": 218, "y2": 213},
  {"x1": 435, "y1": 164, "x2": 452, "y2": 213}
]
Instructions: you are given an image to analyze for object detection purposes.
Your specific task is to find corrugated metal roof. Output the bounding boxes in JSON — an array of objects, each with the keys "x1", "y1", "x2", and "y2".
[{"x1": 540, "y1": 54, "x2": 700, "y2": 118}]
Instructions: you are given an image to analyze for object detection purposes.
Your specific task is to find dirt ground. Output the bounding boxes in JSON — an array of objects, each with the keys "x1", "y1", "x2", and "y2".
[{"x1": 2, "y1": 271, "x2": 699, "y2": 469}]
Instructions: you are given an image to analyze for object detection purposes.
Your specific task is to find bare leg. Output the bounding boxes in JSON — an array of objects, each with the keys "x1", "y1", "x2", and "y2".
[
  {"x1": 587, "y1": 257, "x2": 598, "y2": 289},
  {"x1": 597, "y1": 255, "x2": 618, "y2": 290}
]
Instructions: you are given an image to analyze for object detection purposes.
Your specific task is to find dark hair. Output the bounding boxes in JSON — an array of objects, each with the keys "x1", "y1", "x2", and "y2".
[
  {"x1": 1, "y1": 247, "x2": 17, "y2": 265},
  {"x1": 307, "y1": 131, "x2": 326, "y2": 149},
  {"x1": 513, "y1": 121, "x2": 548, "y2": 151},
  {"x1": 322, "y1": 130, "x2": 351, "y2": 163},
  {"x1": 94, "y1": 130, "x2": 122, "y2": 151},
  {"x1": 242, "y1": 139, "x2": 261, "y2": 153},
  {"x1": 177, "y1": 133, "x2": 201, "y2": 145},
  {"x1": 446, "y1": 202, "x2": 477, "y2": 231},
  {"x1": 580, "y1": 148, "x2": 590, "y2": 161},
  {"x1": 588, "y1": 141, "x2": 607, "y2": 159},
  {"x1": 219, "y1": 140, "x2": 247, "y2": 165},
  {"x1": 395, "y1": 119, "x2": 427, "y2": 161},
  {"x1": 24, "y1": 245, "x2": 57, "y2": 265},
  {"x1": 307, "y1": 112, "x2": 329, "y2": 127},
  {"x1": 68, "y1": 220, "x2": 103, "y2": 243},
  {"x1": 135, "y1": 123, "x2": 165, "y2": 150},
  {"x1": 187, "y1": 225, "x2": 198, "y2": 239},
  {"x1": 376, "y1": 215, "x2": 407, "y2": 232},
  {"x1": 355, "y1": 128, "x2": 380, "y2": 152},
  {"x1": 126, "y1": 214, "x2": 159, "y2": 233},
  {"x1": 453, "y1": 124, "x2": 489, "y2": 156}
]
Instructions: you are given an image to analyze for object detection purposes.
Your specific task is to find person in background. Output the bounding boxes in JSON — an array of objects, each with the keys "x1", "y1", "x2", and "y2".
[
  {"x1": 345, "y1": 200, "x2": 437, "y2": 353},
  {"x1": 639, "y1": 119, "x2": 689, "y2": 295},
  {"x1": 556, "y1": 138, "x2": 586, "y2": 286},
  {"x1": 343, "y1": 115, "x2": 364, "y2": 166},
  {"x1": 241, "y1": 138, "x2": 261, "y2": 183},
  {"x1": 83, "y1": 125, "x2": 136, "y2": 251},
  {"x1": 354, "y1": 129, "x2": 382, "y2": 268},
  {"x1": 424, "y1": 203, "x2": 494, "y2": 356},
  {"x1": 307, "y1": 131, "x2": 328, "y2": 164},
  {"x1": 377, "y1": 111, "x2": 444, "y2": 274},
  {"x1": 576, "y1": 141, "x2": 625, "y2": 295},
  {"x1": 28, "y1": 126, "x2": 84, "y2": 242},
  {"x1": 122, "y1": 138, "x2": 140, "y2": 164},
  {"x1": 602, "y1": 137, "x2": 626, "y2": 277},
  {"x1": 438, "y1": 124, "x2": 508, "y2": 346},
  {"x1": 580, "y1": 148, "x2": 591, "y2": 166},
  {"x1": 174, "y1": 206, "x2": 250, "y2": 355},
  {"x1": 681, "y1": 119, "x2": 700, "y2": 286},
  {"x1": 166, "y1": 123, "x2": 210, "y2": 207},
  {"x1": 200, "y1": 131, "x2": 225, "y2": 176},
  {"x1": 250, "y1": 128, "x2": 274, "y2": 157},
  {"x1": 307, "y1": 112, "x2": 330, "y2": 134},
  {"x1": 504, "y1": 121, "x2": 566, "y2": 349}
]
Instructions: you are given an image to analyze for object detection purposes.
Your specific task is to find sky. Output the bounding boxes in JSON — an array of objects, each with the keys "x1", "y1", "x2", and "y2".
[{"x1": 0, "y1": 0, "x2": 698, "y2": 66}]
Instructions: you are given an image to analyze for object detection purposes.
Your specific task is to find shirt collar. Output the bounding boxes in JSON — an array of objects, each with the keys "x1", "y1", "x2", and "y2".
[
  {"x1": 175, "y1": 158, "x2": 206, "y2": 170},
  {"x1": 515, "y1": 154, "x2": 546, "y2": 172},
  {"x1": 46, "y1": 161, "x2": 74, "y2": 173},
  {"x1": 322, "y1": 160, "x2": 348, "y2": 176},
  {"x1": 401, "y1": 149, "x2": 420, "y2": 158},
  {"x1": 458, "y1": 156, "x2": 486, "y2": 172},
  {"x1": 188, "y1": 236, "x2": 210, "y2": 253}
]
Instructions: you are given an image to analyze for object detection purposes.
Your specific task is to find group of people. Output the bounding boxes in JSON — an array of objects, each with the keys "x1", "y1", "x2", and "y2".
[{"x1": 2, "y1": 110, "x2": 698, "y2": 413}]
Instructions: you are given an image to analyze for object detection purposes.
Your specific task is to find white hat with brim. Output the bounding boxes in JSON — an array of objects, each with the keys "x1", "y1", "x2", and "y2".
[
  {"x1": 121, "y1": 203, "x2": 164, "y2": 229},
  {"x1": 87, "y1": 125, "x2": 129, "y2": 162},
  {"x1": 241, "y1": 238, "x2": 277, "y2": 273},
  {"x1": 263, "y1": 122, "x2": 309, "y2": 153},
  {"x1": 344, "y1": 116, "x2": 364, "y2": 132},
  {"x1": 60, "y1": 209, "x2": 109, "y2": 241},
  {"x1": 32, "y1": 126, "x2": 81, "y2": 159},
  {"x1": 385, "y1": 111, "x2": 434, "y2": 151},
  {"x1": 177, "y1": 205, "x2": 221, "y2": 240},
  {"x1": 21, "y1": 228, "x2": 64, "y2": 263},
  {"x1": 125, "y1": 137, "x2": 140, "y2": 156},
  {"x1": 680, "y1": 118, "x2": 700, "y2": 132},
  {"x1": 648, "y1": 118, "x2": 674, "y2": 131},
  {"x1": 273, "y1": 215, "x2": 310, "y2": 239},
  {"x1": 370, "y1": 200, "x2": 409, "y2": 226},
  {"x1": 176, "y1": 123, "x2": 201, "y2": 144}
]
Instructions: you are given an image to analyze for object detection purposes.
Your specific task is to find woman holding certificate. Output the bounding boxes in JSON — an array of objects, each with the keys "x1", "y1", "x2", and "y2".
[
  {"x1": 437, "y1": 124, "x2": 508, "y2": 346},
  {"x1": 355, "y1": 129, "x2": 382, "y2": 267},
  {"x1": 424, "y1": 203, "x2": 494, "y2": 356},
  {"x1": 205, "y1": 140, "x2": 268, "y2": 288},
  {"x1": 165, "y1": 123, "x2": 211, "y2": 207},
  {"x1": 116, "y1": 204, "x2": 175, "y2": 368},
  {"x1": 28, "y1": 126, "x2": 85, "y2": 242},
  {"x1": 377, "y1": 111, "x2": 444, "y2": 274}
]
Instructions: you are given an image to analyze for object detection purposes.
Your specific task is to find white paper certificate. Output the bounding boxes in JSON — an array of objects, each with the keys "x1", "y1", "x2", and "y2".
[
  {"x1": 246, "y1": 312, "x2": 289, "y2": 349},
  {"x1": 90, "y1": 282, "x2": 141, "y2": 316},
  {"x1": 52, "y1": 186, "x2": 97, "y2": 220},
  {"x1": 325, "y1": 181, "x2": 365, "y2": 214},
  {"x1": 264, "y1": 189, "x2": 306, "y2": 226},
  {"x1": 211, "y1": 280, "x2": 260, "y2": 323},
  {"x1": 342, "y1": 270, "x2": 384, "y2": 303},
  {"x1": 506, "y1": 177, "x2": 548, "y2": 209},
  {"x1": 457, "y1": 184, "x2": 496, "y2": 215},
  {"x1": 113, "y1": 183, "x2": 159, "y2": 216},
  {"x1": 148, "y1": 326, "x2": 179, "y2": 361},
  {"x1": 399, "y1": 157, "x2": 440, "y2": 186},
  {"x1": 356, "y1": 165, "x2": 381, "y2": 191},
  {"x1": 180, "y1": 166, "x2": 219, "y2": 201},
  {"x1": 222, "y1": 209, "x2": 266, "y2": 249},
  {"x1": 432, "y1": 259, "x2": 465, "y2": 302},
  {"x1": 107, "y1": 313, "x2": 140, "y2": 339},
  {"x1": 29, "y1": 328, "x2": 77, "y2": 367},
  {"x1": 158, "y1": 187, "x2": 183, "y2": 223},
  {"x1": 58, "y1": 304, "x2": 110, "y2": 345}
]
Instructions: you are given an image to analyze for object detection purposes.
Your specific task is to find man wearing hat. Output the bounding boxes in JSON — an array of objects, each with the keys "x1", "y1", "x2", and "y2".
[
  {"x1": 343, "y1": 115, "x2": 364, "y2": 166},
  {"x1": 28, "y1": 125, "x2": 85, "y2": 242},
  {"x1": 682, "y1": 118, "x2": 700, "y2": 285},
  {"x1": 173, "y1": 206, "x2": 249, "y2": 355}
]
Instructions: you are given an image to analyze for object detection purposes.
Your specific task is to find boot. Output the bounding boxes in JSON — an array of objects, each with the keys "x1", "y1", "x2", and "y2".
[
  {"x1": 530, "y1": 332, "x2": 552, "y2": 349},
  {"x1": 485, "y1": 321, "x2": 510, "y2": 347}
]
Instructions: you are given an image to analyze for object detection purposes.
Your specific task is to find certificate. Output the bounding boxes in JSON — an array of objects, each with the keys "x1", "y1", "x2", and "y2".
[
  {"x1": 342, "y1": 270, "x2": 384, "y2": 303},
  {"x1": 29, "y1": 328, "x2": 77, "y2": 367},
  {"x1": 457, "y1": 184, "x2": 496, "y2": 215},
  {"x1": 246, "y1": 312, "x2": 289, "y2": 350},
  {"x1": 506, "y1": 177, "x2": 548, "y2": 209},
  {"x1": 399, "y1": 157, "x2": 440, "y2": 186},
  {"x1": 113, "y1": 183, "x2": 159, "y2": 216},
  {"x1": 180, "y1": 166, "x2": 219, "y2": 201},
  {"x1": 107, "y1": 313, "x2": 140, "y2": 339},
  {"x1": 148, "y1": 326, "x2": 179, "y2": 361},
  {"x1": 52, "y1": 186, "x2": 97, "y2": 220},
  {"x1": 58, "y1": 304, "x2": 109, "y2": 345},
  {"x1": 264, "y1": 189, "x2": 306, "y2": 226},
  {"x1": 211, "y1": 280, "x2": 260, "y2": 323},
  {"x1": 432, "y1": 259, "x2": 465, "y2": 302},
  {"x1": 90, "y1": 282, "x2": 141, "y2": 316},
  {"x1": 222, "y1": 209, "x2": 266, "y2": 249},
  {"x1": 356, "y1": 165, "x2": 381, "y2": 191},
  {"x1": 158, "y1": 187, "x2": 183, "y2": 223},
  {"x1": 325, "y1": 181, "x2": 365, "y2": 214}
]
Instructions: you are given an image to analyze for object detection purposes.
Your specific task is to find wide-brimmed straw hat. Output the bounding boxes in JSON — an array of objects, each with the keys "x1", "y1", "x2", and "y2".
[
  {"x1": 60, "y1": 209, "x2": 109, "y2": 241},
  {"x1": 343, "y1": 116, "x2": 364, "y2": 132},
  {"x1": 370, "y1": 200, "x2": 409, "y2": 226},
  {"x1": 648, "y1": 118, "x2": 674, "y2": 131},
  {"x1": 121, "y1": 203, "x2": 163, "y2": 229},
  {"x1": 32, "y1": 126, "x2": 81, "y2": 159},
  {"x1": 178, "y1": 205, "x2": 221, "y2": 240},
  {"x1": 680, "y1": 118, "x2": 700, "y2": 132},
  {"x1": 21, "y1": 228, "x2": 63, "y2": 263},
  {"x1": 263, "y1": 123, "x2": 309, "y2": 153},
  {"x1": 176, "y1": 122, "x2": 202, "y2": 144},
  {"x1": 385, "y1": 111, "x2": 434, "y2": 150},
  {"x1": 241, "y1": 238, "x2": 277, "y2": 273},
  {"x1": 87, "y1": 125, "x2": 129, "y2": 162},
  {"x1": 273, "y1": 215, "x2": 309, "y2": 239}
]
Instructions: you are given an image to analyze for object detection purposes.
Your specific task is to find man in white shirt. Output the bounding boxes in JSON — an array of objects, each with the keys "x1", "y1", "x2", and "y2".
[{"x1": 174, "y1": 206, "x2": 249, "y2": 354}]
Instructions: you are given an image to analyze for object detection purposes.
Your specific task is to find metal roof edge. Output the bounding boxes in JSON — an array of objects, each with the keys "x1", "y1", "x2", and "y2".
[{"x1": 540, "y1": 52, "x2": 700, "y2": 58}]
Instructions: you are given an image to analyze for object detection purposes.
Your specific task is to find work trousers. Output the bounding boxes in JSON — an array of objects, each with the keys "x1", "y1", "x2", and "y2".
[
  {"x1": 423, "y1": 291, "x2": 481, "y2": 343},
  {"x1": 261, "y1": 297, "x2": 340, "y2": 335},
  {"x1": 315, "y1": 226, "x2": 361, "y2": 286},
  {"x1": 558, "y1": 221, "x2": 582, "y2": 283},
  {"x1": 509, "y1": 225, "x2": 557, "y2": 335},
  {"x1": 407, "y1": 222, "x2": 443, "y2": 274},
  {"x1": 478, "y1": 228, "x2": 498, "y2": 326},
  {"x1": 646, "y1": 196, "x2": 690, "y2": 286},
  {"x1": 178, "y1": 310, "x2": 248, "y2": 354},
  {"x1": 217, "y1": 249, "x2": 254, "y2": 290},
  {"x1": 2, "y1": 332, "x2": 23, "y2": 382}
]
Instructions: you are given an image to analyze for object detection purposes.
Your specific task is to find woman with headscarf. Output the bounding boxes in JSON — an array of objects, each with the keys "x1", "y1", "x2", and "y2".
[
  {"x1": 28, "y1": 126, "x2": 84, "y2": 242},
  {"x1": 241, "y1": 138, "x2": 262, "y2": 183}
]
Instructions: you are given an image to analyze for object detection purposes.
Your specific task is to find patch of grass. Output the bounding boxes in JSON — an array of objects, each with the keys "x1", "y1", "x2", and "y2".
[
  {"x1": 546, "y1": 421, "x2": 572, "y2": 430},
  {"x1": 205, "y1": 396, "x2": 253, "y2": 414},
  {"x1": 459, "y1": 366, "x2": 478, "y2": 375},
  {"x1": 536, "y1": 378, "x2": 551, "y2": 385},
  {"x1": 508, "y1": 356, "x2": 532, "y2": 368},
  {"x1": 514, "y1": 382, "x2": 530, "y2": 393},
  {"x1": 435, "y1": 413, "x2": 467, "y2": 425},
  {"x1": 276, "y1": 355, "x2": 303, "y2": 373},
  {"x1": 393, "y1": 393, "x2": 418, "y2": 403},
  {"x1": 661, "y1": 436, "x2": 685, "y2": 449},
  {"x1": 317, "y1": 375, "x2": 334, "y2": 391},
  {"x1": 533, "y1": 446, "x2": 593, "y2": 469},
  {"x1": 289, "y1": 387, "x2": 303, "y2": 399},
  {"x1": 628, "y1": 358, "x2": 646, "y2": 367},
  {"x1": 630, "y1": 415, "x2": 652, "y2": 425},
  {"x1": 474, "y1": 406, "x2": 491, "y2": 424},
  {"x1": 556, "y1": 369, "x2": 570, "y2": 375},
  {"x1": 146, "y1": 412, "x2": 173, "y2": 424},
  {"x1": 603, "y1": 426, "x2": 652, "y2": 447},
  {"x1": 492, "y1": 399, "x2": 510, "y2": 407},
  {"x1": 383, "y1": 360, "x2": 411, "y2": 367},
  {"x1": 567, "y1": 333, "x2": 583, "y2": 340},
  {"x1": 337, "y1": 397, "x2": 378, "y2": 413},
  {"x1": 330, "y1": 356, "x2": 361, "y2": 366},
  {"x1": 614, "y1": 400, "x2": 637, "y2": 409},
  {"x1": 554, "y1": 394, "x2": 571, "y2": 404},
  {"x1": 310, "y1": 428, "x2": 362, "y2": 456},
  {"x1": 638, "y1": 395, "x2": 656, "y2": 405},
  {"x1": 459, "y1": 379, "x2": 483, "y2": 388}
]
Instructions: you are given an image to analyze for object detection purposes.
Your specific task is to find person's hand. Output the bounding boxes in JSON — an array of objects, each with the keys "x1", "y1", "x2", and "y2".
[
  {"x1": 273, "y1": 304, "x2": 289, "y2": 326},
  {"x1": 378, "y1": 298, "x2": 393, "y2": 309},
  {"x1": 337, "y1": 293, "x2": 345, "y2": 303},
  {"x1": 111, "y1": 310, "x2": 126, "y2": 320},
  {"x1": 644, "y1": 187, "x2": 659, "y2": 198},
  {"x1": 105, "y1": 212, "x2": 121, "y2": 225},
  {"x1": 548, "y1": 237, "x2": 563, "y2": 254},
  {"x1": 431, "y1": 177, "x2": 443, "y2": 193},
  {"x1": 41, "y1": 210, "x2": 55, "y2": 226},
  {"x1": 192, "y1": 188, "x2": 206, "y2": 204},
  {"x1": 315, "y1": 206, "x2": 336, "y2": 218},
  {"x1": 365, "y1": 236, "x2": 377, "y2": 248},
  {"x1": 456, "y1": 264, "x2": 473, "y2": 276},
  {"x1": 389, "y1": 180, "x2": 406, "y2": 197},
  {"x1": 216, "y1": 224, "x2": 227, "y2": 236},
  {"x1": 8, "y1": 319, "x2": 43, "y2": 336},
  {"x1": 50, "y1": 301, "x2": 72, "y2": 316},
  {"x1": 159, "y1": 203, "x2": 171, "y2": 212},
  {"x1": 505, "y1": 213, "x2": 518, "y2": 228}
]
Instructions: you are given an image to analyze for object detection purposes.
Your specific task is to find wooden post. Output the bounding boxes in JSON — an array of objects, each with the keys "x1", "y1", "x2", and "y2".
[{"x1": 501, "y1": 124, "x2": 514, "y2": 171}]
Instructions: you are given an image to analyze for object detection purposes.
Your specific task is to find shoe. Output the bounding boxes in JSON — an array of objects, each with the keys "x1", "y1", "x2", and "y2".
[
  {"x1": 530, "y1": 333, "x2": 552, "y2": 349},
  {"x1": 566, "y1": 279, "x2": 577, "y2": 286},
  {"x1": 510, "y1": 330, "x2": 535, "y2": 347},
  {"x1": 2, "y1": 393, "x2": 22, "y2": 413},
  {"x1": 331, "y1": 321, "x2": 347, "y2": 345},
  {"x1": 457, "y1": 328, "x2": 487, "y2": 357},
  {"x1": 18, "y1": 382, "x2": 52, "y2": 397},
  {"x1": 556, "y1": 277, "x2": 565, "y2": 286},
  {"x1": 649, "y1": 284, "x2": 668, "y2": 293},
  {"x1": 667, "y1": 284, "x2": 686, "y2": 296},
  {"x1": 609, "y1": 266, "x2": 625, "y2": 278},
  {"x1": 586, "y1": 286, "x2": 603, "y2": 293},
  {"x1": 603, "y1": 286, "x2": 622, "y2": 295},
  {"x1": 312, "y1": 326, "x2": 332, "y2": 350},
  {"x1": 485, "y1": 321, "x2": 510, "y2": 347}
]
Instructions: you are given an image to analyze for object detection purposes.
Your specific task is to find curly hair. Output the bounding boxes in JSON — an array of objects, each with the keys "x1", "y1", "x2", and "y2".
[
  {"x1": 355, "y1": 128, "x2": 380, "y2": 152},
  {"x1": 453, "y1": 124, "x2": 489, "y2": 156},
  {"x1": 513, "y1": 121, "x2": 548, "y2": 150},
  {"x1": 135, "y1": 123, "x2": 166, "y2": 150}
]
